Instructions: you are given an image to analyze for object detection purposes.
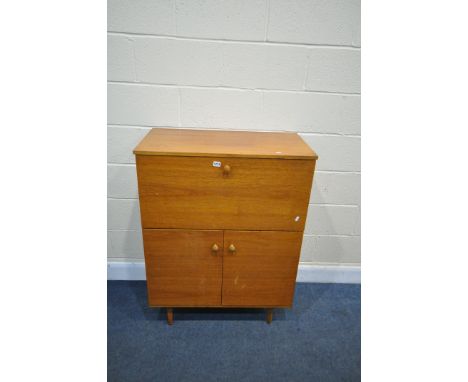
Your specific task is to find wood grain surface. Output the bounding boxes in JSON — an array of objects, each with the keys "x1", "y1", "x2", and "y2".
[
  {"x1": 136, "y1": 155, "x2": 315, "y2": 231},
  {"x1": 143, "y1": 229, "x2": 223, "y2": 307},
  {"x1": 133, "y1": 128, "x2": 318, "y2": 160},
  {"x1": 134, "y1": 128, "x2": 318, "y2": 315},
  {"x1": 221, "y1": 230, "x2": 303, "y2": 307}
]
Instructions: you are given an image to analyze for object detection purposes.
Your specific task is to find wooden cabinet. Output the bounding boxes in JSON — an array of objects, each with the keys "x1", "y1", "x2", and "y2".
[{"x1": 134, "y1": 128, "x2": 317, "y2": 324}]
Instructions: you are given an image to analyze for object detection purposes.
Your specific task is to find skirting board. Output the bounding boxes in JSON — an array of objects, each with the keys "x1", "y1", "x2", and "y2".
[{"x1": 107, "y1": 262, "x2": 360, "y2": 284}]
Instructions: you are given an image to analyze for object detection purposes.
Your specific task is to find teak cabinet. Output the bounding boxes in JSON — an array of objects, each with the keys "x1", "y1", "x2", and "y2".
[{"x1": 134, "y1": 128, "x2": 317, "y2": 325}]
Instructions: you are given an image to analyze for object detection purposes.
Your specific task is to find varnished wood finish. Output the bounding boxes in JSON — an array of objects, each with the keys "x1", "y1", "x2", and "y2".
[
  {"x1": 221, "y1": 231, "x2": 303, "y2": 307},
  {"x1": 143, "y1": 229, "x2": 223, "y2": 307},
  {"x1": 134, "y1": 128, "x2": 318, "y2": 322},
  {"x1": 266, "y1": 308, "x2": 273, "y2": 324},
  {"x1": 133, "y1": 128, "x2": 318, "y2": 160},
  {"x1": 136, "y1": 155, "x2": 315, "y2": 231},
  {"x1": 166, "y1": 308, "x2": 173, "y2": 325}
]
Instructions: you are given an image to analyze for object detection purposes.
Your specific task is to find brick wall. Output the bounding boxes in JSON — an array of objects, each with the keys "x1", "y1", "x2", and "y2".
[{"x1": 107, "y1": 0, "x2": 361, "y2": 265}]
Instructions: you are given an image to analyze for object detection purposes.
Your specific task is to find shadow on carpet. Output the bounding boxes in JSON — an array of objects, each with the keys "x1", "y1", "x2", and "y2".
[{"x1": 108, "y1": 281, "x2": 360, "y2": 382}]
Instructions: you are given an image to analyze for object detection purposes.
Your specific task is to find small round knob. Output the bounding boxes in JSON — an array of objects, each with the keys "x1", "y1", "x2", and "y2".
[
  {"x1": 211, "y1": 243, "x2": 219, "y2": 253},
  {"x1": 228, "y1": 244, "x2": 236, "y2": 253},
  {"x1": 223, "y1": 164, "x2": 231, "y2": 176}
]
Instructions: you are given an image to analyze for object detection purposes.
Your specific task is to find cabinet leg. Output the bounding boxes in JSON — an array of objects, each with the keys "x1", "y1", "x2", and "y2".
[
  {"x1": 166, "y1": 308, "x2": 174, "y2": 325},
  {"x1": 266, "y1": 308, "x2": 273, "y2": 324}
]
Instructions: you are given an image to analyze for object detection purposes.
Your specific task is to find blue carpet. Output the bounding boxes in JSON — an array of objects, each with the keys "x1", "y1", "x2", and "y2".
[{"x1": 108, "y1": 281, "x2": 360, "y2": 382}]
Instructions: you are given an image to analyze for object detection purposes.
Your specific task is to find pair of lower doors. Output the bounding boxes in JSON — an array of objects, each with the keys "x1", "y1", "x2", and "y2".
[{"x1": 143, "y1": 229, "x2": 303, "y2": 307}]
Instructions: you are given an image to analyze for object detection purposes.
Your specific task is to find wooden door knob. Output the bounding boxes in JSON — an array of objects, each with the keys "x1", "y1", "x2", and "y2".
[
  {"x1": 228, "y1": 244, "x2": 236, "y2": 253},
  {"x1": 223, "y1": 164, "x2": 231, "y2": 176},
  {"x1": 211, "y1": 243, "x2": 219, "y2": 253}
]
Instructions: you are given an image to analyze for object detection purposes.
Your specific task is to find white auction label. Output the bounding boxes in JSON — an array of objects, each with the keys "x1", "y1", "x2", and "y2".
[{"x1": 212, "y1": 161, "x2": 221, "y2": 167}]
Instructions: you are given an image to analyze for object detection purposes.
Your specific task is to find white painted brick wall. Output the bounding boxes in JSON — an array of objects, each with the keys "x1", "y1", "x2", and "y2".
[
  {"x1": 310, "y1": 172, "x2": 360, "y2": 205},
  {"x1": 107, "y1": 164, "x2": 139, "y2": 198},
  {"x1": 300, "y1": 134, "x2": 361, "y2": 172},
  {"x1": 180, "y1": 88, "x2": 263, "y2": 129},
  {"x1": 176, "y1": 0, "x2": 266, "y2": 41},
  {"x1": 262, "y1": 92, "x2": 360, "y2": 134},
  {"x1": 108, "y1": 0, "x2": 175, "y2": 36},
  {"x1": 108, "y1": 199, "x2": 141, "y2": 231},
  {"x1": 220, "y1": 43, "x2": 309, "y2": 90},
  {"x1": 305, "y1": 205, "x2": 361, "y2": 236},
  {"x1": 301, "y1": 235, "x2": 361, "y2": 264},
  {"x1": 134, "y1": 38, "x2": 224, "y2": 86},
  {"x1": 107, "y1": 35, "x2": 135, "y2": 81},
  {"x1": 268, "y1": 0, "x2": 361, "y2": 47},
  {"x1": 108, "y1": 230, "x2": 144, "y2": 259},
  {"x1": 108, "y1": 0, "x2": 360, "y2": 46},
  {"x1": 108, "y1": 85, "x2": 360, "y2": 134},
  {"x1": 107, "y1": 126, "x2": 151, "y2": 164},
  {"x1": 108, "y1": 34, "x2": 359, "y2": 92},
  {"x1": 306, "y1": 48, "x2": 360, "y2": 93},
  {"x1": 108, "y1": 83, "x2": 179, "y2": 126},
  {"x1": 107, "y1": 0, "x2": 360, "y2": 266}
]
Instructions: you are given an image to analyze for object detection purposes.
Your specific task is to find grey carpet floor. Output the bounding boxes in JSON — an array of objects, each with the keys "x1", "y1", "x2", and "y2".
[{"x1": 108, "y1": 281, "x2": 360, "y2": 382}]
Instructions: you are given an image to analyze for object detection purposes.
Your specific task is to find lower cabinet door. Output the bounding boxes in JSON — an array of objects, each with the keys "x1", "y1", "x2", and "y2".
[
  {"x1": 143, "y1": 229, "x2": 223, "y2": 306},
  {"x1": 222, "y1": 231, "x2": 303, "y2": 307}
]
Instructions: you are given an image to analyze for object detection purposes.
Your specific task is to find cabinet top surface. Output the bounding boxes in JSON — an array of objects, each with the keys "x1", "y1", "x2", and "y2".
[{"x1": 133, "y1": 128, "x2": 318, "y2": 160}]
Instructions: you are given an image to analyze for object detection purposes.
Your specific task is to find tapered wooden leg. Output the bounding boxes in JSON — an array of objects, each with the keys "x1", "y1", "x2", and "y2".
[
  {"x1": 266, "y1": 308, "x2": 273, "y2": 324},
  {"x1": 166, "y1": 308, "x2": 174, "y2": 325}
]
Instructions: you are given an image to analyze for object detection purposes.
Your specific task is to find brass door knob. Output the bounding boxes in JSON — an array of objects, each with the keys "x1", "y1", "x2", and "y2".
[
  {"x1": 228, "y1": 244, "x2": 236, "y2": 253},
  {"x1": 211, "y1": 243, "x2": 219, "y2": 254},
  {"x1": 223, "y1": 164, "x2": 231, "y2": 176}
]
